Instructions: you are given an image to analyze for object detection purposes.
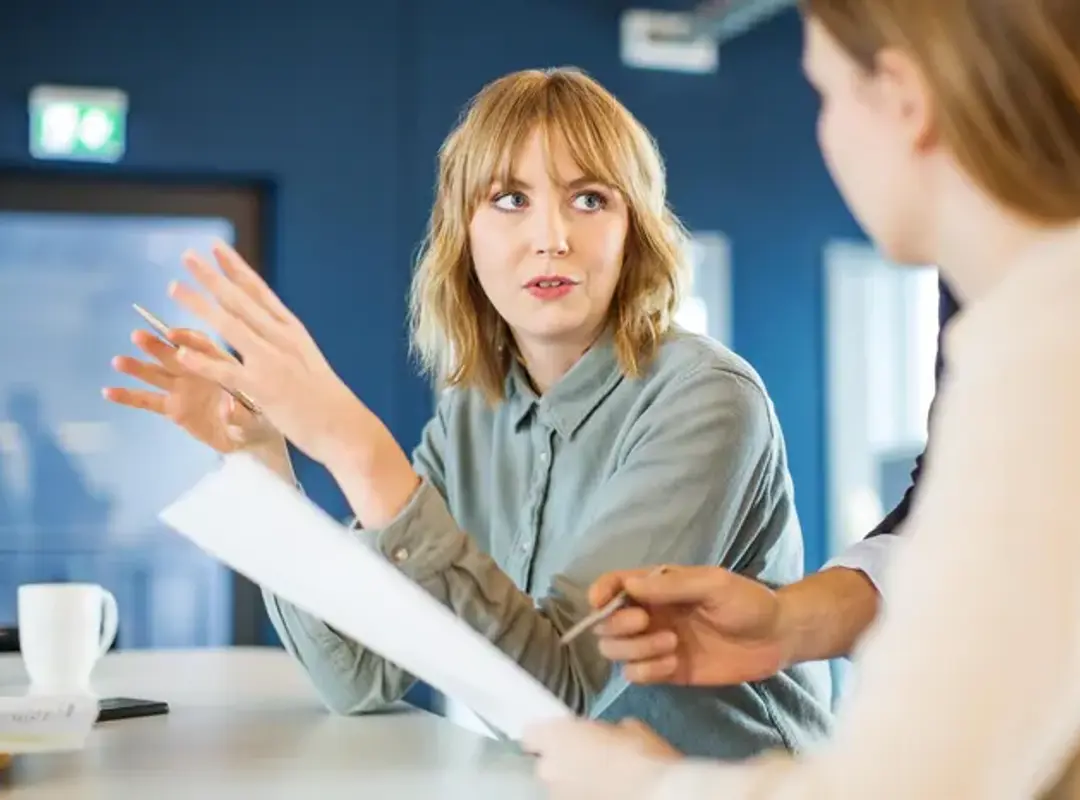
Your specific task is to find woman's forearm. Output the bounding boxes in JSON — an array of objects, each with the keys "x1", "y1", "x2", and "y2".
[
  {"x1": 242, "y1": 434, "x2": 298, "y2": 485},
  {"x1": 324, "y1": 430, "x2": 422, "y2": 529}
]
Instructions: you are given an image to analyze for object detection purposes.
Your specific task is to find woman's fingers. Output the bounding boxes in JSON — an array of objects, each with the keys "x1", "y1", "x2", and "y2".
[
  {"x1": 167, "y1": 279, "x2": 262, "y2": 360},
  {"x1": 131, "y1": 330, "x2": 182, "y2": 368},
  {"x1": 180, "y1": 250, "x2": 285, "y2": 347},
  {"x1": 211, "y1": 241, "x2": 297, "y2": 325},
  {"x1": 131, "y1": 323, "x2": 237, "y2": 368},
  {"x1": 167, "y1": 328, "x2": 238, "y2": 363},
  {"x1": 111, "y1": 356, "x2": 174, "y2": 392},
  {"x1": 175, "y1": 344, "x2": 245, "y2": 392},
  {"x1": 101, "y1": 387, "x2": 167, "y2": 415}
]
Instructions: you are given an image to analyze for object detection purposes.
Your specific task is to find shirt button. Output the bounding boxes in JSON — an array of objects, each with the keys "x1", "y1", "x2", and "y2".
[
  {"x1": 539, "y1": 453, "x2": 549, "y2": 464},
  {"x1": 392, "y1": 547, "x2": 409, "y2": 563}
]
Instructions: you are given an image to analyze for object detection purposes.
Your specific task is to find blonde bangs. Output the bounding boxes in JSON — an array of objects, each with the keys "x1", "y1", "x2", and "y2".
[
  {"x1": 453, "y1": 73, "x2": 549, "y2": 219},
  {"x1": 456, "y1": 73, "x2": 647, "y2": 222},
  {"x1": 409, "y1": 67, "x2": 690, "y2": 403}
]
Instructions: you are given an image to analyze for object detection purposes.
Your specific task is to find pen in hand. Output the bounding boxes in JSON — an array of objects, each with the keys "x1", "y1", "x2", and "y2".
[
  {"x1": 132, "y1": 303, "x2": 261, "y2": 415},
  {"x1": 560, "y1": 566, "x2": 669, "y2": 646}
]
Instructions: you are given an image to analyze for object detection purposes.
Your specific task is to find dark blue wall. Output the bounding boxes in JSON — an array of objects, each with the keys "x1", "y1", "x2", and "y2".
[{"x1": 0, "y1": 1, "x2": 861, "y2": 579}]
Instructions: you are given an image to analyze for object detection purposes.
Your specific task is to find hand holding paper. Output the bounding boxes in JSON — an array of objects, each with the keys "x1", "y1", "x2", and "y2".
[{"x1": 158, "y1": 452, "x2": 572, "y2": 741}]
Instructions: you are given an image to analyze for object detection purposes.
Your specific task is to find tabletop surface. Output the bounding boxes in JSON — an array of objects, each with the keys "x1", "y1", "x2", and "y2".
[{"x1": 0, "y1": 647, "x2": 545, "y2": 799}]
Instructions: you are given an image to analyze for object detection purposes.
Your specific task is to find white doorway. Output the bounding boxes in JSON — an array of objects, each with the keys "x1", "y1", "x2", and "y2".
[
  {"x1": 677, "y1": 231, "x2": 732, "y2": 345},
  {"x1": 824, "y1": 240, "x2": 939, "y2": 557}
]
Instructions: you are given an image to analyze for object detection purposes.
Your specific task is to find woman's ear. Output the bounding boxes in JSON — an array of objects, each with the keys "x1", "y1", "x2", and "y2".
[{"x1": 875, "y1": 48, "x2": 938, "y2": 153}]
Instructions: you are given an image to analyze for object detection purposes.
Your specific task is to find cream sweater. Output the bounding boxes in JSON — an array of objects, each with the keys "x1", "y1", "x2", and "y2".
[{"x1": 649, "y1": 229, "x2": 1080, "y2": 798}]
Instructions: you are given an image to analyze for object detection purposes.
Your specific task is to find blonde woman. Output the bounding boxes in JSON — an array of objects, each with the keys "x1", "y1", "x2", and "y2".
[
  {"x1": 525, "y1": 2, "x2": 1080, "y2": 797},
  {"x1": 104, "y1": 68, "x2": 832, "y2": 758}
]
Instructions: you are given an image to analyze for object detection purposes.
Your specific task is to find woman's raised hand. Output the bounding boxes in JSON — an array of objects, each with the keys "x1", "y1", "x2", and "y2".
[
  {"x1": 155, "y1": 240, "x2": 394, "y2": 476},
  {"x1": 104, "y1": 326, "x2": 280, "y2": 454}
]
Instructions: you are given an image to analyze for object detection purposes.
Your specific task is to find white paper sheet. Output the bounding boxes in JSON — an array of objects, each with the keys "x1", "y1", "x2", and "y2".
[
  {"x1": 0, "y1": 695, "x2": 97, "y2": 753},
  {"x1": 158, "y1": 453, "x2": 573, "y2": 741}
]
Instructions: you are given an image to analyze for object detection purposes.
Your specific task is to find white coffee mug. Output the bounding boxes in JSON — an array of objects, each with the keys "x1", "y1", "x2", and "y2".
[{"x1": 18, "y1": 582, "x2": 119, "y2": 693}]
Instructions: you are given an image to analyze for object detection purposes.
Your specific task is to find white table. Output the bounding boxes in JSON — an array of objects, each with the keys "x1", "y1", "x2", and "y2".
[{"x1": 0, "y1": 647, "x2": 545, "y2": 799}]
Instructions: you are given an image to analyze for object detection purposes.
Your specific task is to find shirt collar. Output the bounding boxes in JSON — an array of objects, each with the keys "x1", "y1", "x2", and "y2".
[{"x1": 504, "y1": 330, "x2": 624, "y2": 438}]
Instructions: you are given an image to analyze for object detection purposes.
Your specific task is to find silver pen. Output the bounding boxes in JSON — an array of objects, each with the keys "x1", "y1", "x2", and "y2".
[
  {"x1": 132, "y1": 303, "x2": 261, "y2": 415},
  {"x1": 559, "y1": 566, "x2": 669, "y2": 646},
  {"x1": 559, "y1": 592, "x2": 632, "y2": 646}
]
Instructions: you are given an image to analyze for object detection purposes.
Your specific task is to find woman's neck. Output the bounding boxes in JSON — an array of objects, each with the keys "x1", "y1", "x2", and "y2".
[
  {"x1": 933, "y1": 164, "x2": 1068, "y2": 303},
  {"x1": 515, "y1": 327, "x2": 606, "y2": 395}
]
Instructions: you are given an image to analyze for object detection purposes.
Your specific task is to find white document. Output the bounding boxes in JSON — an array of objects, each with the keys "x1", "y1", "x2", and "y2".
[
  {"x1": 0, "y1": 694, "x2": 98, "y2": 753},
  {"x1": 159, "y1": 452, "x2": 572, "y2": 741}
]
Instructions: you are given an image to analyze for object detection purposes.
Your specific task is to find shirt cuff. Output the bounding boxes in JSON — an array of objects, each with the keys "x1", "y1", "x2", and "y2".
[
  {"x1": 359, "y1": 478, "x2": 464, "y2": 585},
  {"x1": 823, "y1": 534, "x2": 904, "y2": 597}
]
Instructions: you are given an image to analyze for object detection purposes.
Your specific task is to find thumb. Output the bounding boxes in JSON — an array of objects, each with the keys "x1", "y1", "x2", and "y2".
[
  {"x1": 623, "y1": 566, "x2": 733, "y2": 607},
  {"x1": 220, "y1": 394, "x2": 246, "y2": 443},
  {"x1": 588, "y1": 570, "x2": 635, "y2": 608}
]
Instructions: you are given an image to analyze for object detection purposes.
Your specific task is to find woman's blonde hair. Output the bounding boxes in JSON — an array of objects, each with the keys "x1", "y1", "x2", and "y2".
[
  {"x1": 408, "y1": 67, "x2": 689, "y2": 402},
  {"x1": 802, "y1": 0, "x2": 1080, "y2": 222}
]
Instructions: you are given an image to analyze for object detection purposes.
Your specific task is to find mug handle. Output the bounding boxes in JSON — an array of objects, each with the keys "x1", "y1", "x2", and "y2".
[{"x1": 98, "y1": 588, "x2": 119, "y2": 657}]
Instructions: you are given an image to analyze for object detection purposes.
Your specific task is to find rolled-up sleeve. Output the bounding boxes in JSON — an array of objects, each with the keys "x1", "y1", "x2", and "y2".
[{"x1": 262, "y1": 401, "x2": 453, "y2": 715}]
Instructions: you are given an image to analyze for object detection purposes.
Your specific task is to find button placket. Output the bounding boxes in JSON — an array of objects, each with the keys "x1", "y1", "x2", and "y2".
[{"x1": 517, "y1": 425, "x2": 555, "y2": 592}]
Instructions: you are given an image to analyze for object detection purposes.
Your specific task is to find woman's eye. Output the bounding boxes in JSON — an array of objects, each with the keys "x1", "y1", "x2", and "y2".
[
  {"x1": 493, "y1": 192, "x2": 528, "y2": 211},
  {"x1": 572, "y1": 192, "x2": 607, "y2": 211}
]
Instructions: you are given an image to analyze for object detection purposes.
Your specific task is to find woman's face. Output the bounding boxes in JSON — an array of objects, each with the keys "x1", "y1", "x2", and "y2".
[
  {"x1": 804, "y1": 16, "x2": 937, "y2": 266},
  {"x1": 468, "y1": 128, "x2": 629, "y2": 356}
]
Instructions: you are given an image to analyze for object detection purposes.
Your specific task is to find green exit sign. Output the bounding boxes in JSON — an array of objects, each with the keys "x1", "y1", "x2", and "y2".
[{"x1": 29, "y1": 85, "x2": 128, "y2": 163}]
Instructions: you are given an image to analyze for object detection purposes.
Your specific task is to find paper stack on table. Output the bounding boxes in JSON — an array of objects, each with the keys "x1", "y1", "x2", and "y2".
[
  {"x1": 0, "y1": 695, "x2": 98, "y2": 753},
  {"x1": 158, "y1": 452, "x2": 573, "y2": 741}
]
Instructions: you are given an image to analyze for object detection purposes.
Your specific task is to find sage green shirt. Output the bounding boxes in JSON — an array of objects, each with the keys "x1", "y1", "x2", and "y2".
[{"x1": 264, "y1": 329, "x2": 833, "y2": 758}]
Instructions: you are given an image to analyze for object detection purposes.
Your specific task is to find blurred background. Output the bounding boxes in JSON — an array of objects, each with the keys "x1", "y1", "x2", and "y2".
[{"x1": 0, "y1": 0, "x2": 937, "y2": 662}]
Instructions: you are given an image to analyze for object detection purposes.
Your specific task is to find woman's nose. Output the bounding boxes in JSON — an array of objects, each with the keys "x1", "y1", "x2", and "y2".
[{"x1": 532, "y1": 205, "x2": 570, "y2": 257}]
